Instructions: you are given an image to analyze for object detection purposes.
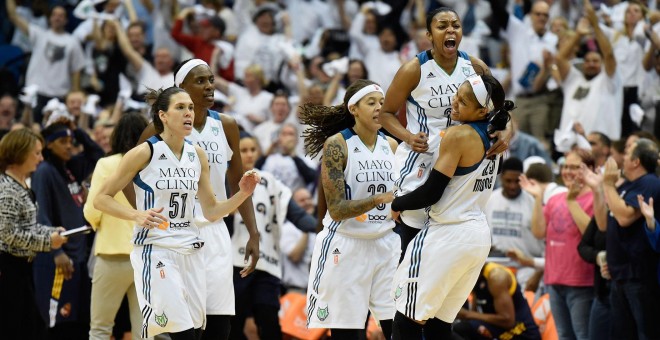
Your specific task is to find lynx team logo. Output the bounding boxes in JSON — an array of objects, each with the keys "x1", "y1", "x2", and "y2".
[
  {"x1": 155, "y1": 312, "x2": 168, "y2": 327},
  {"x1": 188, "y1": 152, "x2": 195, "y2": 162},
  {"x1": 395, "y1": 284, "x2": 403, "y2": 300},
  {"x1": 462, "y1": 66, "x2": 472, "y2": 77},
  {"x1": 317, "y1": 306, "x2": 329, "y2": 321},
  {"x1": 211, "y1": 126, "x2": 219, "y2": 136}
]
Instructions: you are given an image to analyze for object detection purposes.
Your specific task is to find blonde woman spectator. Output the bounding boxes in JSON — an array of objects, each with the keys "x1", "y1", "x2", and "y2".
[{"x1": 84, "y1": 113, "x2": 148, "y2": 340}]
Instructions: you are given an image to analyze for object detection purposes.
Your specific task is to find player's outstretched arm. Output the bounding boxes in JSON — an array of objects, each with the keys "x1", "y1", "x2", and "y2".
[{"x1": 195, "y1": 145, "x2": 259, "y2": 222}]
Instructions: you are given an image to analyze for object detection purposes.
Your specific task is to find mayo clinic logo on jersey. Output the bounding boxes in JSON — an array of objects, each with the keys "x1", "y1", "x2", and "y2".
[
  {"x1": 356, "y1": 160, "x2": 395, "y2": 183},
  {"x1": 197, "y1": 140, "x2": 225, "y2": 164},
  {"x1": 427, "y1": 83, "x2": 459, "y2": 109},
  {"x1": 156, "y1": 167, "x2": 198, "y2": 190}
]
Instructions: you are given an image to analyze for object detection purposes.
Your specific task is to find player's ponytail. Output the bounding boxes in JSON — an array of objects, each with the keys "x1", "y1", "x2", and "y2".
[
  {"x1": 145, "y1": 86, "x2": 187, "y2": 133},
  {"x1": 300, "y1": 79, "x2": 379, "y2": 158},
  {"x1": 478, "y1": 74, "x2": 514, "y2": 136}
]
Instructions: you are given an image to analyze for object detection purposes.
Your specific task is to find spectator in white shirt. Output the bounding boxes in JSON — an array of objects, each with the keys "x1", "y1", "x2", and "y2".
[
  {"x1": 488, "y1": 0, "x2": 558, "y2": 148},
  {"x1": 365, "y1": 25, "x2": 402, "y2": 93},
  {"x1": 348, "y1": 6, "x2": 381, "y2": 60},
  {"x1": 253, "y1": 93, "x2": 292, "y2": 152},
  {"x1": 214, "y1": 64, "x2": 274, "y2": 130},
  {"x1": 555, "y1": 3, "x2": 623, "y2": 142},
  {"x1": 485, "y1": 157, "x2": 544, "y2": 287},
  {"x1": 600, "y1": 1, "x2": 647, "y2": 137},
  {"x1": 233, "y1": 7, "x2": 292, "y2": 87},
  {"x1": 108, "y1": 20, "x2": 174, "y2": 96},
  {"x1": 6, "y1": 0, "x2": 86, "y2": 125}
]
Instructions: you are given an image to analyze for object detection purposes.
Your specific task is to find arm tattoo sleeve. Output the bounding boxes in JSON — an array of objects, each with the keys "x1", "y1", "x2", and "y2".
[{"x1": 322, "y1": 138, "x2": 378, "y2": 221}]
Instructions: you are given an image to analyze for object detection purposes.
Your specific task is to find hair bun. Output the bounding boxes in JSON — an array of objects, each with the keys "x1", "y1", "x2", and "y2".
[{"x1": 503, "y1": 100, "x2": 515, "y2": 112}]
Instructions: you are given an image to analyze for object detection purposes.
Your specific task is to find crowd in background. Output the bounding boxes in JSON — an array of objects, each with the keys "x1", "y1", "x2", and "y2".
[{"x1": 1, "y1": 0, "x2": 660, "y2": 339}]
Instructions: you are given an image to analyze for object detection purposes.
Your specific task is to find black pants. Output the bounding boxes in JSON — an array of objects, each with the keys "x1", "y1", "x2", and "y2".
[
  {"x1": 622, "y1": 86, "x2": 640, "y2": 138},
  {"x1": 0, "y1": 252, "x2": 47, "y2": 340}
]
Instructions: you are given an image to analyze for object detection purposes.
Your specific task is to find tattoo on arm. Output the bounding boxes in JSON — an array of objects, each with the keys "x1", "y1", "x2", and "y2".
[{"x1": 323, "y1": 138, "x2": 378, "y2": 220}]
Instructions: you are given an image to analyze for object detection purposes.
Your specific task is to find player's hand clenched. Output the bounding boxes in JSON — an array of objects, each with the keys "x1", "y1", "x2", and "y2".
[{"x1": 407, "y1": 132, "x2": 429, "y2": 153}]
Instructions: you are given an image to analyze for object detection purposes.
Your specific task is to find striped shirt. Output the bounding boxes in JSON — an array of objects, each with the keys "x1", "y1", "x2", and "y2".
[{"x1": 0, "y1": 174, "x2": 57, "y2": 258}]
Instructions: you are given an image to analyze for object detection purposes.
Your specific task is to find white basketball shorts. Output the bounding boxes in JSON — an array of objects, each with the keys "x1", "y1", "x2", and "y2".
[
  {"x1": 393, "y1": 221, "x2": 491, "y2": 322},
  {"x1": 131, "y1": 244, "x2": 206, "y2": 338}
]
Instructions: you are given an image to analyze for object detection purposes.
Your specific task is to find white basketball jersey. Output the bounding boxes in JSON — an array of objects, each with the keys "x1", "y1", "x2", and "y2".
[
  {"x1": 322, "y1": 129, "x2": 396, "y2": 238},
  {"x1": 232, "y1": 171, "x2": 291, "y2": 279},
  {"x1": 133, "y1": 135, "x2": 203, "y2": 254},
  {"x1": 396, "y1": 50, "x2": 477, "y2": 227},
  {"x1": 406, "y1": 50, "x2": 476, "y2": 138},
  {"x1": 187, "y1": 110, "x2": 233, "y2": 227},
  {"x1": 428, "y1": 121, "x2": 501, "y2": 226}
]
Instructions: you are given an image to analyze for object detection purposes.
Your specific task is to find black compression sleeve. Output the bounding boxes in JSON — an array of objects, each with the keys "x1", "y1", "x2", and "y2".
[
  {"x1": 286, "y1": 199, "x2": 318, "y2": 232},
  {"x1": 391, "y1": 169, "x2": 451, "y2": 212}
]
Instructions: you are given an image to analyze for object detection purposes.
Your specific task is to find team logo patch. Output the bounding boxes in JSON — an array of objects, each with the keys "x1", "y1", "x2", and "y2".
[
  {"x1": 462, "y1": 67, "x2": 471, "y2": 77},
  {"x1": 188, "y1": 152, "x2": 195, "y2": 162},
  {"x1": 211, "y1": 126, "x2": 219, "y2": 136},
  {"x1": 382, "y1": 145, "x2": 389, "y2": 154},
  {"x1": 317, "y1": 306, "x2": 329, "y2": 321},
  {"x1": 394, "y1": 284, "x2": 403, "y2": 300},
  {"x1": 155, "y1": 312, "x2": 168, "y2": 327}
]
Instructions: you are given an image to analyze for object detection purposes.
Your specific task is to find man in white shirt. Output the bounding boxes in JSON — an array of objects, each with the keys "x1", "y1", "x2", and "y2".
[
  {"x1": 253, "y1": 93, "x2": 291, "y2": 152},
  {"x1": 488, "y1": 0, "x2": 558, "y2": 148},
  {"x1": 555, "y1": 3, "x2": 622, "y2": 142},
  {"x1": 6, "y1": 0, "x2": 86, "y2": 125},
  {"x1": 108, "y1": 20, "x2": 174, "y2": 97},
  {"x1": 485, "y1": 158, "x2": 543, "y2": 286}
]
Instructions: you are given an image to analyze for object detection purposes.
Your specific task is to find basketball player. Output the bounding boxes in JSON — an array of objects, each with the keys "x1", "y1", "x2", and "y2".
[
  {"x1": 300, "y1": 79, "x2": 400, "y2": 339},
  {"x1": 390, "y1": 74, "x2": 513, "y2": 339},
  {"x1": 380, "y1": 7, "x2": 511, "y2": 258},
  {"x1": 93, "y1": 87, "x2": 259, "y2": 340},
  {"x1": 134, "y1": 59, "x2": 262, "y2": 339}
]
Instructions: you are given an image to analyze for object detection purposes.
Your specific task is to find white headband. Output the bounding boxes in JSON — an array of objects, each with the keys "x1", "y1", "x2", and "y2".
[
  {"x1": 174, "y1": 59, "x2": 209, "y2": 87},
  {"x1": 466, "y1": 75, "x2": 494, "y2": 111},
  {"x1": 347, "y1": 84, "x2": 385, "y2": 108}
]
